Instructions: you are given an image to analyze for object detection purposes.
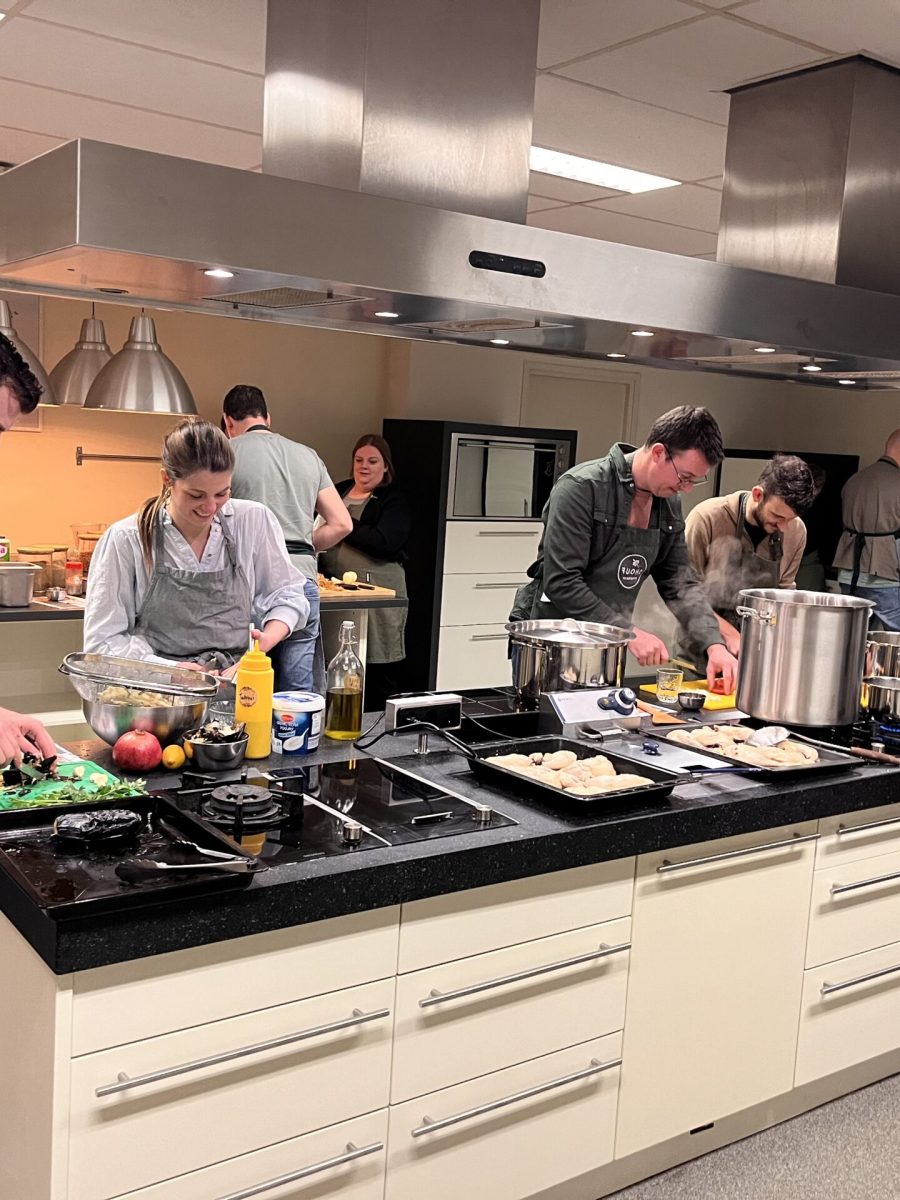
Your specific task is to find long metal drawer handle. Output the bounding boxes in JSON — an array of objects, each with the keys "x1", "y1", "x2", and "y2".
[
  {"x1": 831, "y1": 867, "x2": 900, "y2": 896},
  {"x1": 836, "y1": 816, "x2": 900, "y2": 838},
  {"x1": 475, "y1": 530, "x2": 538, "y2": 537},
  {"x1": 213, "y1": 1141, "x2": 383, "y2": 1200},
  {"x1": 411, "y1": 1056, "x2": 621, "y2": 1138},
  {"x1": 658, "y1": 833, "x2": 817, "y2": 874},
  {"x1": 419, "y1": 941, "x2": 631, "y2": 1008},
  {"x1": 735, "y1": 605, "x2": 776, "y2": 626},
  {"x1": 470, "y1": 633, "x2": 509, "y2": 641},
  {"x1": 474, "y1": 582, "x2": 523, "y2": 589},
  {"x1": 821, "y1": 962, "x2": 900, "y2": 996},
  {"x1": 94, "y1": 1008, "x2": 390, "y2": 1097}
]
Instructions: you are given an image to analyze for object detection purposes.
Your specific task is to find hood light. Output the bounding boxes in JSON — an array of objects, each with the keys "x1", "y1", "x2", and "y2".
[
  {"x1": 754, "y1": 346, "x2": 777, "y2": 353},
  {"x1": 802, "y1": 362, "x2": 823, "y2": 372},
  {"x1": 48, "y1": 304, "x2": 112, "y2": 406},
  {"x1": 490, "y1": 338, "x2": 510, "y2": 346},
  {"x1": 375, "y1": 310, "x2": 399, "y2": 319},
  {"x1": 838, "y1": 378, "x2": 856, "y2": 385},
  {"x1": 85, "y1": 313, "x2": 196, "y2": 414},
  {"x1": 0, "y1": 298, "x2": 57, "y2": 405},
  {"x1": 530, "y1": 147, "x2": 680, "y2": 195},
  {"x1": 607, "y1": 352, "x2": 627, "y2": 358},
  {"x1": 204, "y1": 268, "x2": 235, "y2": 279},
  {"x1": 630, "y1": 329, "x2": 654, "y2": 337}
]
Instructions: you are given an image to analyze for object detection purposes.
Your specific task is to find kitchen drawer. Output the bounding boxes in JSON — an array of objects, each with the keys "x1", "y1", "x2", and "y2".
[
  {"x1": 68, "y1": 977, "x2": 395, "y2": 1200},
  {"x1": 807, "y1": 846, "x2": 900, "y2": 967},
  {"x1": 399, "y1": 860, "x2": 634, "y2": 973},
  {"x1": 117, "y1": 1110, "x2": 388, "y2": 1200},
  {"x1": 386, "y1": 1034, "x2": 621, "y2": 1200},
  {"x1": 816, "y1": 803, "x2": 900, "y2": 868},
  {"x1": 436, "y1": 623, "x2": 511, "y2": 690},
  {"x1": 392, "y1": 917, "x2": 630, "y2": 1102},
  {"x1": 72, "y1": 906, "x2": 399, "y2": 1055},
  {"x1": 441, "y1": 572, "x2": 526, "y2": 625},
  {"x1": 443, "y1": 521, "x2": 542, "y2": 575},
  {"x1": 795, "y1": 940, "x2": 900, "y2": 1085}
]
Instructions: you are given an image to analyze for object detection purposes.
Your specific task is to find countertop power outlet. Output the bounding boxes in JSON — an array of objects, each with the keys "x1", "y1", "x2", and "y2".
[{"x1": 385, "y1": 693, "x2": 464, "y2": 732}]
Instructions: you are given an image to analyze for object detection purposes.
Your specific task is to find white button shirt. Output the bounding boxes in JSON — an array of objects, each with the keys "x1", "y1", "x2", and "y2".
[{"x1": 83, "y1": 499, "x2": 310, "y2": 665}]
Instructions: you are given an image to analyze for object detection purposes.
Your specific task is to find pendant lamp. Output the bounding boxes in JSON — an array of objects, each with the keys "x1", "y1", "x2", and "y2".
[
  {"x1": 0, "y1": 297, "x2": 58, "y2": 405},
  {"x1": 85, "y1": 312, "x2": 196, "y2": 414},
  {"x1": 48, "y1": 305, "x2": 112, "y2": 406}
]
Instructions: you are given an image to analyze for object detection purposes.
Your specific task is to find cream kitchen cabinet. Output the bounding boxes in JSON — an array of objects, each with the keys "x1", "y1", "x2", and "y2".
[
  {"x1": 806, "y1": 845, "x2": 900, "y2": 968},
  {"x1": 615, "y1": 823, "x2": 818, "y2": 1157},
  {"x1": 442, "y1": 522, "x2": 542, "y2": 575},
  {"x1": 435, "y1": 622, "x2": 511, "y2": 690},
  {"x1": 816, "y1": 802, "x2": 900, "y2": 867}
]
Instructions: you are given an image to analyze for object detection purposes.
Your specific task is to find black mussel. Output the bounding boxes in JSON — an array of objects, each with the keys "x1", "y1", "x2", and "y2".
[{"x1": 52, "y1": 809, "x2": 143, "y2": 848}]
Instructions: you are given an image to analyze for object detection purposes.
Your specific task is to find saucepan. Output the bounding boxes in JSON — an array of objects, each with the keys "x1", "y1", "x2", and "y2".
[
  {"x1": 506, "y1": 618, "x2": 633, "y2": 709},
  {"x1": 861, "y1": 675, "x2": 900, "y2": 721}
]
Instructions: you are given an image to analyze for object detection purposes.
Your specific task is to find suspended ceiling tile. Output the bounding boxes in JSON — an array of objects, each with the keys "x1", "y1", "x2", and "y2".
[
  {"x1": 21, "y1": 0, "x2": 267, "y2": 73},
  {"x1": 528, "y1": 203, "x2": 718, "y2": 255},
  {"x1": 0, "y1": 126, "x2": 64, "y2": 166},
  {"x1": 589, "y1": 182, "x2": 722, "y2": 232},
  {"x1": 0, "y1": 19, "x2": 263, "y2": 133},
  {"x1": 527, "y1": 194, "x2": 569, "y2": 213},
  {"x1": 537, "y1": 0, "x2": 699, "y2": 69},
  {"x1": 738, "y1": 0, "x2": 900, "y2": 63},
  {"x1": 0, "y1": 79, "x2": 262, "y2": 169},
  {"x1": 560, "y1": 15, "x2": 821, "y2": 123},
  {"x1": 528, "y1": 170, "x2": 620, "y2": 203},
  {"x1": 533, "y1": 74, "x2": 728, "y2": 179}
]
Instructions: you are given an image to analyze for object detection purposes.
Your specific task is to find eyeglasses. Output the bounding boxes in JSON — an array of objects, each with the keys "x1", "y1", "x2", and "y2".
[{"x1": 664, "y1": 446, "x2": 709, "y2": 488}]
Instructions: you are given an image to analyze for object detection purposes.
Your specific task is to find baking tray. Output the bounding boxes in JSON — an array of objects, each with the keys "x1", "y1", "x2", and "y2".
[
  {"x1": 650, "y1": 728, "x2": 860, "y2": 777},
  {"x1": 0, "y1": 794, "x2": 265, "y2": 918},
  {"x1": 467, "y1": 736, "x2": 682, "y2": 808}
]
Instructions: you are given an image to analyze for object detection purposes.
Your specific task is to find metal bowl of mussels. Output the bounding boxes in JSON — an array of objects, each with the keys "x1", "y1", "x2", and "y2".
[{"x1": 183, "y1": 721, "x2": 248, "y2": 771}]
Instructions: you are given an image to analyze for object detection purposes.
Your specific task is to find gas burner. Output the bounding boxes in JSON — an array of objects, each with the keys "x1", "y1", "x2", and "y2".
[{"x1": 201, "y1": 783, "x2": 283, "y2": 829}]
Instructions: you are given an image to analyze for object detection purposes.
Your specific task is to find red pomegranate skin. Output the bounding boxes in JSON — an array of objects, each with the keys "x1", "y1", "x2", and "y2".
[{"x1": 112, "y1": 731, "x2": 163, "y2": 772}]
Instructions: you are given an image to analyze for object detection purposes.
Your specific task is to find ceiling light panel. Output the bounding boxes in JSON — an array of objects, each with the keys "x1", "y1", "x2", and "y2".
[{"x1": 529, "y1": 146, "x2": 681, "y2": 195}]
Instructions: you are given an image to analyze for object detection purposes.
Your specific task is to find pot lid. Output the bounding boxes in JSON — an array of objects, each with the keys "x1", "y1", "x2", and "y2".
[{"x1": 506, "y1": 618, "x2": 633, "y2": 646}]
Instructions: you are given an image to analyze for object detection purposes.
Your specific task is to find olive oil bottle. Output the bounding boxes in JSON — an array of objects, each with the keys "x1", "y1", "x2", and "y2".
[{"x1": 324, "y1": 621, "x2": 364, "y2": 740}]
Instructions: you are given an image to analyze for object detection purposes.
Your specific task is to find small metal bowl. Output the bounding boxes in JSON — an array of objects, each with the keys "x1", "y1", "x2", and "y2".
[
  {"x1": 183, "y1": 729, "x2": 249, "y2": 771},
  {"x1": 677, "y1": 690, "x2": 707, "y2": 712}
]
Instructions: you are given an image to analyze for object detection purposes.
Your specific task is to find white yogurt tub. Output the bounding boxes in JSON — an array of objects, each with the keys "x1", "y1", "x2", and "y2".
[{"x1": 271, "y1": 691, "x2": 325, "y2": 755}]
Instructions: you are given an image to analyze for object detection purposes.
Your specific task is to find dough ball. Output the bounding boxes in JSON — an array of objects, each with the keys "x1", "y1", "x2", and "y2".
[
  {"x1": 582, "y1": 755, "x2": 616, "y2": 777},
  {"x1": 485, "y1": 753, "x2": 533, "y2": 769},
  {"x1": 531, "y1": 766, "x2": 564, "y2": 788},
  {"x1": 543, "y1": 750, "x2": 578, "y2": 771}
]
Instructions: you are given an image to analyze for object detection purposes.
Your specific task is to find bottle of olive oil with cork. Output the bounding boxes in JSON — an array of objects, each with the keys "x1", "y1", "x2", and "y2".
[
  {"x1": 234, "y1": 636, "x2": 274, "y2": 758},
  {"x1": 324, "y1": 621, "x2": 364, "y2": 740}
]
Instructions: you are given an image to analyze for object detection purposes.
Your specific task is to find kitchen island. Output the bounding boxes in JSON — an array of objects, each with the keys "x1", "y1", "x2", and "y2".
[{"x1": 3, "y1": 727, "x2": 900, "y2": 1200}]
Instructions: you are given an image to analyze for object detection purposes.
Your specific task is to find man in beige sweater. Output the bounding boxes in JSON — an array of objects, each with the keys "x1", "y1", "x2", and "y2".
[{"x1": 680, "y1": 455, "x2": 815, "y2": 663}]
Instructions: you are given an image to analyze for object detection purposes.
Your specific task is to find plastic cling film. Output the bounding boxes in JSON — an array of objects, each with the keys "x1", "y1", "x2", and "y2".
[{"x1": 271, "y1": 691, "x2": 326, "y2": 755}]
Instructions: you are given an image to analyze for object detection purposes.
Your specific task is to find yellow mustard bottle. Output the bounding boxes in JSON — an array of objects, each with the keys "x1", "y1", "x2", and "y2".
[{"x1": 234, "y1": 638, "x2": 274, "y2": 759}]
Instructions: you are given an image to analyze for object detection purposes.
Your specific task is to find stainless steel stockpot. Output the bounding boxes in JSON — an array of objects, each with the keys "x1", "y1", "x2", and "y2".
[
  {"x1": 0, "y1": 563, "x2": 38, "y2": 607},
  {"x1": 736, "y1": 589, "x2": 873, "y2": 727},
  {"x1": 864, "y1": 631, "x2": 900, "y2": 681},
  {"x1": 506, "y1": 618, "x2": 633, "y2": 708},
  {"x1": 861, "y1": 676, "x2": 900, "y2": 721}
]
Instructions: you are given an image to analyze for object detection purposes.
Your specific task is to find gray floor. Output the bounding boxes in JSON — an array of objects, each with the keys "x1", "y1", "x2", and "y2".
[{"x1": 611, "y1": 1073, "x2": 900, "y2": 1199}]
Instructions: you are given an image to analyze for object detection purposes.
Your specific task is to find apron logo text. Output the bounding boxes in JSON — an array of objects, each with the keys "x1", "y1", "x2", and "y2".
[{"x1": 617, "y1": 554, "x2": 648, "y2": 590}]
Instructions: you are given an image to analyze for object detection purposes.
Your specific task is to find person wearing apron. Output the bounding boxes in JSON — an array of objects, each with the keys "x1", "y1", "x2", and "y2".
[
  {"x1": 834, "y1": 435, "x2": 900, "y2": 630},
  {"x1": 83, "y1": 419, "x2": 310, "y2": 675},
  {"x1": 510, "y1": 407, "x2": 738, "y2": 692},
  {"x1": 679, "y1": 459, "x2": 814, "y2": 669}
]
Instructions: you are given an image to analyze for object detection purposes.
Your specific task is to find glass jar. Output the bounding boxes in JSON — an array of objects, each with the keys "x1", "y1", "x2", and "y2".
[
  {"x1": 17, "y1": 545, "x2": 53, "y2": 595},
  {"x1": 65, "y1": 556, "x2": 84, "y2": 597},
  {"x1": 77, "y1": 532, "x2": 104, "y2": 583},
  {"x1": 49, "y1": 545, "x2": 67, "y2": 589}
]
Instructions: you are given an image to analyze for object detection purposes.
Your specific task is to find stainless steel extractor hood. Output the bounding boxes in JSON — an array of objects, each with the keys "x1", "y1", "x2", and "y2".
[{"x1": 3, "y1": 9, "x2": 900, "y2": 389}]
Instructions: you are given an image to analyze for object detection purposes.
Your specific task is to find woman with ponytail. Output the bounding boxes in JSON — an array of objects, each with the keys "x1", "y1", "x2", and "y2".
[{"x1": 83, "y1": 419, "x2": 309, "y2": 675}]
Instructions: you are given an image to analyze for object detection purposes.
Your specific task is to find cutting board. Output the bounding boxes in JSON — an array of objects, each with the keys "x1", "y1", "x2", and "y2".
[
  {"x1": 0, "y1": 760, "x2": 120, "y2": 810},
  {"x1": 319, "y1": 583, "x2": 396, "y2": 598},
  {"x1": 640, "y1": 682, "x2": 737, "y2": 711}
]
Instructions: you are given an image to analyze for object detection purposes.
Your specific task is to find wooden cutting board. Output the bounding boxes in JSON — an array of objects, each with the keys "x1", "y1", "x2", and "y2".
[
  {"x1": 640, "y1": 682, "x2": 737, "y2": 710},
  {"x1": 318, "y1": 583, "x2": 396, "y2": 598}
]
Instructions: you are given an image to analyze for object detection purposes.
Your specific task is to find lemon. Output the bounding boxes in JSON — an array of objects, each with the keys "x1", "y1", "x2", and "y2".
[
  {"x1": 162, "y1": 744, "x2": 186, "y2": 770},
  {"x1": 342, "y1": 570, "x2": 358, "y2": 584}
]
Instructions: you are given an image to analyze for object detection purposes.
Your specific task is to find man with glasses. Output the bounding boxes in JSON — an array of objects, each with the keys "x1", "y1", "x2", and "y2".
[
  {"x1": 511, "y1": 406, "x2": 738, "y2": 692},
  {"x1": 0, "y1": 332, "x2": 57, "y2": 764}
]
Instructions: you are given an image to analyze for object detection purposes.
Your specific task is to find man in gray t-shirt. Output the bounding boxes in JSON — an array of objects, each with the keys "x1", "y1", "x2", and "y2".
[{"x1": 224, "y1": 385, "x2": 351, "y2": 691}]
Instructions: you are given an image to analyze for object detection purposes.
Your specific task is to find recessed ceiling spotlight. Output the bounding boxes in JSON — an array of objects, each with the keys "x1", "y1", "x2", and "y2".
[
  {"x1": 375, "y1": 310, "x2": 399, "y2": 319},
  {"x1": 838, "y1": 378, "x2": 856, "y2": 385},
  {"x1": 607, "y1": 352, "x2": 627, "y2": 358},
  {"x1": 630, "y1": 329, "x2": 654, "y2": 337},
  {"x1": 802, "y1": 362, "x2": 823, "y2": 372},
  {"x1": 490, "y1": 338, "x2": 510, "y2": 346},
  {"x1": 753, "y1": 346, "x2": 777, "y2": 354},
  {"x1": 529, "y1": 146, "x2": 680, "y2": 195},
  {"x1": 203, "y1": 268, "x2": 235, "y2": 279}
]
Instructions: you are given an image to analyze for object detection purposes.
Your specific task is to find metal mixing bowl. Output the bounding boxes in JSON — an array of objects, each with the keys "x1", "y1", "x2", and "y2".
[
  {"x1": 677, "y1": 690, "x2": 707, "y2": 712},
  {"x1": 83, "y1": 697, "x2": 209, "y2": 745},
  {"x1": 183, "y1": 729, "x2": 249, "y2": 771}
]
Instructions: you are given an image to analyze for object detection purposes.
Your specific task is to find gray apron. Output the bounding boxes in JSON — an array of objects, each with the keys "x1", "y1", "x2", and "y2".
[
  {"x1": 678, "y1": 491, "x2": 781, "y2": 667},
  {"x1": 534, "y1": 520, "x2": 663, "y2": 626},
  {"x1": 134, "y1": 513, "x2": 252, "y2": 669}
]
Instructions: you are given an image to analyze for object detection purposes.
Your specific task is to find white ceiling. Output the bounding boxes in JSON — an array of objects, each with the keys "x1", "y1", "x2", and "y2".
[{"x1": 0, "y1": 0, "x2": 897, "y2": 259}]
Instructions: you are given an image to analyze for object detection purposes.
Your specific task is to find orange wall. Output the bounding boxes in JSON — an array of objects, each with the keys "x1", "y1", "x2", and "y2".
[{"x1": 1, "y1": 295, "x2": 391, "y2": 551}]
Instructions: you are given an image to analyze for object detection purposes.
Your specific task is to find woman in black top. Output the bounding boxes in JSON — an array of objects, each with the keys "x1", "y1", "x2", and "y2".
[{"x1": 320, "y1": 434, "x2": 411, "y2": 707}]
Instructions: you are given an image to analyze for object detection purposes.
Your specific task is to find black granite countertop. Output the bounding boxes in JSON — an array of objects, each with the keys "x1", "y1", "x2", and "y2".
[{"x1": 5, "y1": 725, "x2": 900, "y2": 974}]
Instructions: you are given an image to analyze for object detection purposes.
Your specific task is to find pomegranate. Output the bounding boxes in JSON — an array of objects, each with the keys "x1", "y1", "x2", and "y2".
[{"x1": 112, "y1": 730, "x2": 163, "y2": 772}]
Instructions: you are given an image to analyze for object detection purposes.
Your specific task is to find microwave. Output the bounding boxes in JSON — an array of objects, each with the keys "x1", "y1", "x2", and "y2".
[{"x1": 447, "y1": 431, "x2": 573, "y2": 520}]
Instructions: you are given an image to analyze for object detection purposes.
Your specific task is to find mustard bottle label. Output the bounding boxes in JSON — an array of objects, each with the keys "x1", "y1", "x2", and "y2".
[{"x1": 239, "y1": 685, "x2": 258, "y2": 709}]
